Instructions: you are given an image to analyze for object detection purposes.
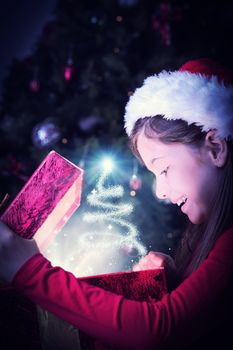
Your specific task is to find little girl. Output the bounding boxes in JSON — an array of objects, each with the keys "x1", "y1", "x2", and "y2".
[{"x1": 1, "y1": 58, "x2": 233, "y2": 349}]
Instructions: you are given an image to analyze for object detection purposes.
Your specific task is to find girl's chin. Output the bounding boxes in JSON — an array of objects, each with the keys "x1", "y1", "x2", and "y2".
[
  {"x1": 187, "y1": 211, "x2": 206, "y2": 225},
  {"x1": 189, "y1": 217, "x2": 204, "y2": 225},
  {"x1": 184, "y1": 204, "x2": 206, "y2": 225}
]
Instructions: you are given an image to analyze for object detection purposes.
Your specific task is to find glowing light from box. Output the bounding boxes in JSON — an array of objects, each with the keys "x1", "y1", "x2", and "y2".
[
  {"x1": 44, "y1": 155, "x2": 147, "y2": 277},
  {"x1": 82, "y1": 169, "x2": 146, "y2": 257},
  {"x1": 102, "y1": 157, "x2": 114, "y2": 173}
]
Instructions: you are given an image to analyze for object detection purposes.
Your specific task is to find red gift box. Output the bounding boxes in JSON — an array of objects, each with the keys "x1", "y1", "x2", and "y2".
[
  {"x1": 77, "y1": 268, "x2": 167, "y2": 350},
  {"x1": 0, "y1": 151, "x2": 168, "y2": 349},
  {"x1": 0, "y1": 268, "x2": 167, "y2": 350},
  {"x1": 0, "y1": 150, "x2": 84, "y2": 347},
  {"x1": 36, "y1": 268, "x2": 168, "y2": 350},
  {"x1": 1, "y1": 150, "x2": 84, "y2": 251}
]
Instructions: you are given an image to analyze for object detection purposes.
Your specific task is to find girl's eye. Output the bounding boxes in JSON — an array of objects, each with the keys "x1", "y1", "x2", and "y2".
[{"x1": 160, "y1": 167, "x2": 169, "y2": 176}]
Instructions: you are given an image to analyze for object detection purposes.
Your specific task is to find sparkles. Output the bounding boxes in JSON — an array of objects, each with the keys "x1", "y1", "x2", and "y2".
[
  {"x1": 83, "y1": 170, "x2": 147, "y2": 258},
  {"x1": 102, "y1": 157, "x2": 114, "y2": 173},
  {"x1": 45, "y1": 168, "x2": 147, "y2": 277}
]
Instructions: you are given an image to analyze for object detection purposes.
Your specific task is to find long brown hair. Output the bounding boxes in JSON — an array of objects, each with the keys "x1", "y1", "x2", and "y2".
[{"x1": 129, "y1": 116, "x2": 233, "y2": 280}]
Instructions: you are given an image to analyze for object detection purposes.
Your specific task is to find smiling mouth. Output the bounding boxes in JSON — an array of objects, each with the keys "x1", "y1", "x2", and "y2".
[{"x1": 177, "y1": 197, "x2": 187, "y2": 207}]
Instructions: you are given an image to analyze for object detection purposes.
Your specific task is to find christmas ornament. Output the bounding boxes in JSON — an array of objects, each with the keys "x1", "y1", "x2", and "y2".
[
  {"x1": 32, "y1": 120, "x2": 61, "y2": 149},
  {"x1": 64, "y1": 53, "x2": 75, "y2": 81},
  {"x1": 130, "y1": 190, "x2": 136, "y2": 197},
  {"x1": 78, "y1": 115, "x2": 102, "y2": 133},
  {"x1": 61, "y1": 137, "x2": 68, "y2": 144},
  {"x1": 129, "y1": 160, "x2": 142, "y2": 191},
  {"x1": 129, "y1": 174, "x2": 142, "y2": 191},
  {"x1": 152, "y1": 2, "x2": 172, "y2": 46},
  {"x1": 29, "y1": 67, "x2": 40, "y2": 92},
  {"x1": 116, "y1": 15, "x2": 123, "y2": 23},
  {"x1": 152, "y1": 2, "x2": 182, "y2": 46},
  {"x1": 29, "y1": 79, "x2": 40, "y2": 92}
]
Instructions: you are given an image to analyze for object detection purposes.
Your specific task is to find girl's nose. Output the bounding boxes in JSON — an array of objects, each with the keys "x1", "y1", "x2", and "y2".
[{"x1": 154, "y1": 178, "x2": 169, "y2": 200}]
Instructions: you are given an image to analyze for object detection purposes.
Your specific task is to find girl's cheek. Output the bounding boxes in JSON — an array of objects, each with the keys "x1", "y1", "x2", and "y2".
[{"x1": 167, "y1": 172, "x2": 181, "y2": 189}]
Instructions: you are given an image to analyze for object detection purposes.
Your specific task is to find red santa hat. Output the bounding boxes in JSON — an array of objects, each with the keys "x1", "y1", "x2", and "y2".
[{"x1": 124, "y1": 58, "x2": 233, "y2": 139}]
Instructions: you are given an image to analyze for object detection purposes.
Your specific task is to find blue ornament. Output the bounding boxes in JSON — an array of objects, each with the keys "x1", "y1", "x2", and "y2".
[
  {"x1": 78, "y1": 115, "x2": 102, "y2": 132},
  {"x1": 32, "y1": 120, "x2": 60, "y2": 148}
]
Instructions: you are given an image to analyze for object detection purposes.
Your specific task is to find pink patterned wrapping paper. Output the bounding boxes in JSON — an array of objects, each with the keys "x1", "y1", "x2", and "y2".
[
  {"x1": 78, "y1": 268, "x2": 167, "y2": 350},
  {"x1": 1, "y1": 151, "x2": 84, "y2": 251}
]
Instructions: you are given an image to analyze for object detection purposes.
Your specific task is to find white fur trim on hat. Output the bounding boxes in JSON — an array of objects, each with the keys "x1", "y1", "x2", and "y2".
[{"x1": 124, "y1": 70, "x2": 233, "y2": 139}]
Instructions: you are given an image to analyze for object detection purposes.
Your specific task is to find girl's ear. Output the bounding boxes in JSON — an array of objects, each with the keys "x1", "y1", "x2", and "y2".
[{"x1": 205, "y1": 130, "x2": 228, "y2": 167}]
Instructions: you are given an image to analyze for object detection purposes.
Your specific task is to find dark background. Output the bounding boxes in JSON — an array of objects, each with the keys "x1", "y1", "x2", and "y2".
[
  {"x1": 0, "y1": 0, "x2": 57, "y2": 94},
  {"x1": 0, "y1": 0, "x2": 233, "y2": 267}
]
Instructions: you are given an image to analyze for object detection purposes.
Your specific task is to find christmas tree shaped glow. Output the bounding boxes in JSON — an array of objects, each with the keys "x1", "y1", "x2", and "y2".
[
  {"x1": 45, "y1": 157, "x2": 147, "y2": 277},
  {"x1": 82, "y1": 158, "x2": 146, "y2": 257}
]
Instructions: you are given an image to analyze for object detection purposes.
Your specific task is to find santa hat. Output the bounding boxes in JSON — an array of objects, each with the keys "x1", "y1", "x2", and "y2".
[{"x1": 124, "y1": 58, "x2": 233, "y2": 139}]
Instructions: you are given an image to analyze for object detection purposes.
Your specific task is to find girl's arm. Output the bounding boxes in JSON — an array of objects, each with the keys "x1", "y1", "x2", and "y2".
[{"x1": 10, "y1": 226, "x2": 233, "y2": 350}]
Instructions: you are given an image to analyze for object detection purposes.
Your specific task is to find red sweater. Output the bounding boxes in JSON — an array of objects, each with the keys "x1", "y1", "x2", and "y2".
[{"x1": 12, "y1": 226, "x2": 233, "y2": 350}]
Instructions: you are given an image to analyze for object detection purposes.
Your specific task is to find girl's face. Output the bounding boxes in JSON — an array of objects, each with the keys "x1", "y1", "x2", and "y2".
[{"x1": 137, "y1": 131, "x2": 220, "y2": 224}]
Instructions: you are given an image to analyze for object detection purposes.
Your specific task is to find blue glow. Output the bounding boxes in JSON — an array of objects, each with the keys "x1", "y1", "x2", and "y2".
[{"x1": 102, "y1": 157, "x2": 114, "y2": 173}]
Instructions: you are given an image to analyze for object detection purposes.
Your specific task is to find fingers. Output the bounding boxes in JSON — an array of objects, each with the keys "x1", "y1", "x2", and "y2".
[
  {"x1": 132, "y1": 264, "x2": 141, "y2": 271},
  {"x1": 147, "y1": 252, "x2": 164, "y2": 267},
  {"x1": 132, "y1": 251, "x2": 165, "y2": 271}
]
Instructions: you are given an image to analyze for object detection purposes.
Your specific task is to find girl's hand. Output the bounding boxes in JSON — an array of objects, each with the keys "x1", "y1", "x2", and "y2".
[
  {"x1": 133, "y1": 251, "x2": 178, "y2": 290},
  {"x1": 0, "y1": 221, "x2": 39, "y2": 284},
  {"x1": 133, "y1": 251, "x2": 176, "y2": 271}
]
